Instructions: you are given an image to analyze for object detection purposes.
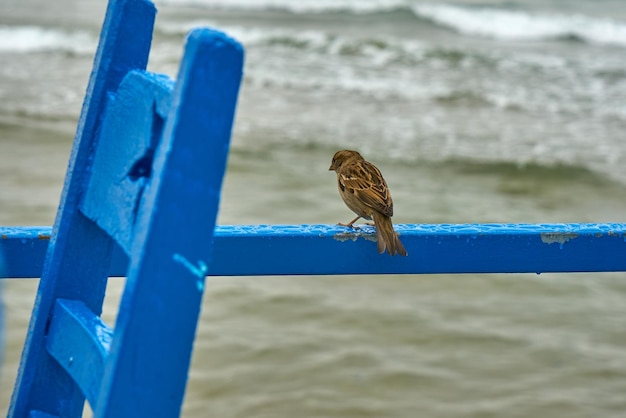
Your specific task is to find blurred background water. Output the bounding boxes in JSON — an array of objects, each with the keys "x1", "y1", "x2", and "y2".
[{"x1": 1, "y1": 0, "x2": 626, "y2": 416}]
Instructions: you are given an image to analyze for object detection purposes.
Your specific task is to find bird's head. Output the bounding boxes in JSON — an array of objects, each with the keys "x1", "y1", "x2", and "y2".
[{"x1": 329, "y1": 149, "x2": 363, "y2": 171}]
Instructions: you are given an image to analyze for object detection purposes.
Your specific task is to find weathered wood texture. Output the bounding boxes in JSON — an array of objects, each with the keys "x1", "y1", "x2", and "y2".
[
  {"x1": 2, "y1": 223, "x2": 626, "y2": 277},
  {"x1": 6, "y1": 0, "x2": 244, "y2": 416}
]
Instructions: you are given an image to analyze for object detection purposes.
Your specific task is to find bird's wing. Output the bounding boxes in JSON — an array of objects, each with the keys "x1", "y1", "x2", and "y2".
[{"x1": 339, "y1": 160, "x2": 394, "y2": 217}]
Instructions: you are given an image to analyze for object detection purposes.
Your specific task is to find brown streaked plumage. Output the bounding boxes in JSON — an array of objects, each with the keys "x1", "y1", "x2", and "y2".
[{"x1": 329, "y1": 150, "x2": 407, "y2": 256}]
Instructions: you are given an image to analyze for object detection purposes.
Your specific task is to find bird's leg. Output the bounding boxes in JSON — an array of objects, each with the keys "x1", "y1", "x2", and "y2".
[{"x1": 338, "y1": 216, "x2": 361, "y2": 228}]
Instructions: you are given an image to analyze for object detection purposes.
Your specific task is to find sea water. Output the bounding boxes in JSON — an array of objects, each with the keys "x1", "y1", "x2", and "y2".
[{"x1": 1, "y1": 0, "x2": 626, "y2": 416}]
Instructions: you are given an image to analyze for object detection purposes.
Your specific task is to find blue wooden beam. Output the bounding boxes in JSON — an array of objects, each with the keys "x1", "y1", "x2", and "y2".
[
  {"x1": 7, "y1": 0, "x2": 157, "y2": 416},
  {"x1": 91, "y1": 28, "x2": 244, "y2": 418},
  {"x1": 2, "y1": 223, "x2": 625, "y2": 277}
]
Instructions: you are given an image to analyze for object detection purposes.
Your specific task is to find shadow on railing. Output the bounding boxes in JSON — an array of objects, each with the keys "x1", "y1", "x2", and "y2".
[{"x1": 1, "y1": 0, "x2": 625, "y2": 417}]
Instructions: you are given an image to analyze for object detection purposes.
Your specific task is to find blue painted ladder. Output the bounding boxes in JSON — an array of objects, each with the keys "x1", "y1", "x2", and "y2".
[
  {"x1": 6, "y1": 0, "x2": 244, "y2": 416},
  {"x1": 2, "y1": 0, "x2": 626, "y2": 417}
]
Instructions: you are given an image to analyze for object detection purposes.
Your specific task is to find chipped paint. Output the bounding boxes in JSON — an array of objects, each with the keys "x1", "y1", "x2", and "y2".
[
  {"x1": 540, "y1": 232, "x2": 579, "y2": 246},
  {"x1": 607, "y1": 230, "x2": 626, "y2": 239},
  {"x1": 333, "y1": 230, "x2": 378, "y2": 243},
  {"x1": 38, "y1": 233, "x2": 51, "y2": 240}
]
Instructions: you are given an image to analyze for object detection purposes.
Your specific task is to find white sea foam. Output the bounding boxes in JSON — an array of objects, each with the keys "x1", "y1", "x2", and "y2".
[
  {"x1": 157, "y1": 20, "x2": 423, "y2": 61},
  {"x1": 412, "y1": 4, "x2": 626, "y2": 47},
  {"x1": 159, "y1": 21, "x2": 323, "y2": 46},
  {"x1": 156, "y1": 0, "x2": 626, "y2": 48},
  {"x1": 0, "y1": 26, "x2": 96, "y2": 54},
  {"x1": 155, "y1": 0, "x2": 408, "y2": 14}
]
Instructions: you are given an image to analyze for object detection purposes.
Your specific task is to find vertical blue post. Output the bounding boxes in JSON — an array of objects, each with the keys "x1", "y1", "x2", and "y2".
[
  {"x1": 94, "y1": 29, "x2": 244, "y2": 417},
  {"x1": 8, "y1": 0, "x2": 156, "y2": 416}
]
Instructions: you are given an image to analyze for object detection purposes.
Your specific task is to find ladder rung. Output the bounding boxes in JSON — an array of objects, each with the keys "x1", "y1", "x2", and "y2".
[{"x1": 45, "y1": 299, "x2": 113, "y2": 409}]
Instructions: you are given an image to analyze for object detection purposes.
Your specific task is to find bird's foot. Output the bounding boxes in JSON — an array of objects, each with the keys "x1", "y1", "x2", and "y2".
[
  {"x1": 338, "y1": 222, "x2": 360, "y2": 229},
  {"x1": 338, "y1": 216, "x2": 362, "y2": 229}
]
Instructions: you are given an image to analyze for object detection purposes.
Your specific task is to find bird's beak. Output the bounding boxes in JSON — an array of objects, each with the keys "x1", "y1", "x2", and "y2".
[{"x1": 328, "y1": 165, "x2": 334, "y2": 171}]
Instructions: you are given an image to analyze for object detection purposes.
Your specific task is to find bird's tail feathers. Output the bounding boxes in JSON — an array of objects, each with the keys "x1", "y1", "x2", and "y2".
[{"x1": 372, "y1": 212, "x2": 408, "y2": 256}]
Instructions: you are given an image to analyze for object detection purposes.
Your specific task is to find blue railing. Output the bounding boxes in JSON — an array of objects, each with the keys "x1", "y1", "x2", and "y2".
[
  {"x1": 2, "y1": 0, "x2": 625, "y2": 417},
  {"x1": 2, "y1": 223, "x2": 626, "y2": 277}
]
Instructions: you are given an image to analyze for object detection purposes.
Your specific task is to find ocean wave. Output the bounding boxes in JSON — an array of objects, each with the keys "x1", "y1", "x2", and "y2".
[
  {"x1": 0, "y1": 25, "x2": 96, "y2": 54},
  {"x1": 157, "y1": 21, "x2": 426, "y2": 63},
  {"x1": 411, "y1": 4, "x2": 626, "y2": 47},
  {"x1": 156, "y1": 0, "x2": 626, "y2": 48},
  {"x1": 155, "y1": 0, "x2": 408, "y2": 14},
  {"x1": 155, "y1": 21, "x2": 625, "y2": 121}
]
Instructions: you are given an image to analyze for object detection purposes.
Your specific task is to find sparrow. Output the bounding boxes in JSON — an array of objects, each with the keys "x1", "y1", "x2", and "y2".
[{"x1": 329, "y1": 150, "x2": 407, "y2": 256}]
